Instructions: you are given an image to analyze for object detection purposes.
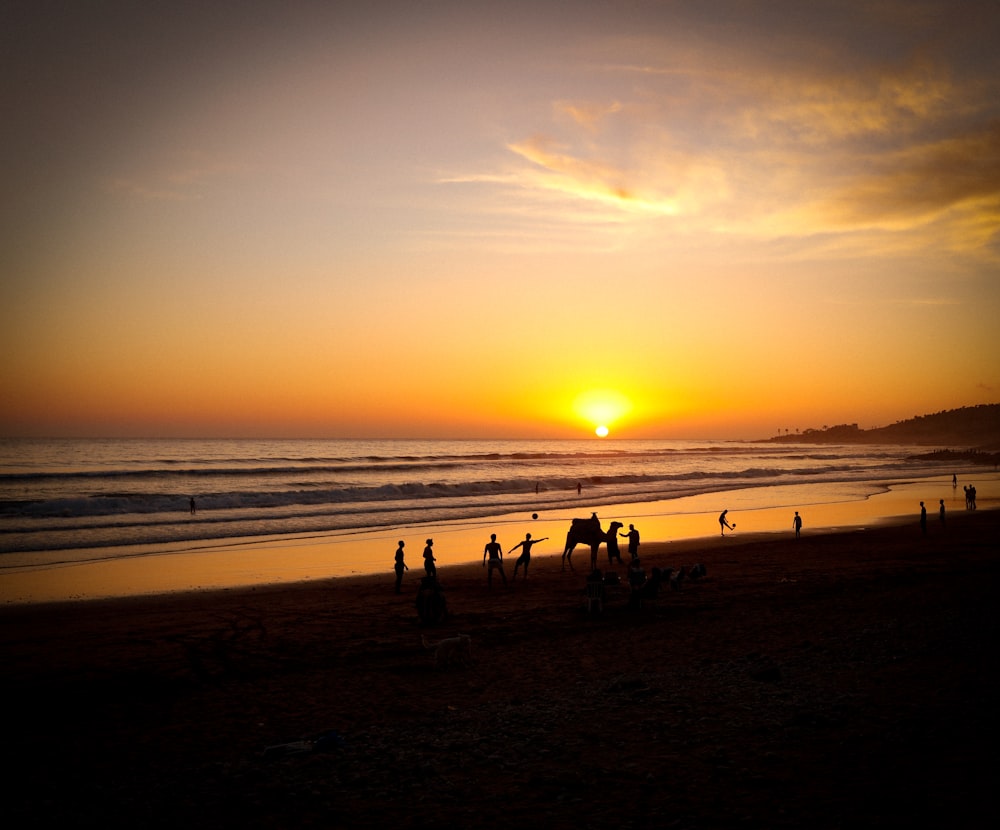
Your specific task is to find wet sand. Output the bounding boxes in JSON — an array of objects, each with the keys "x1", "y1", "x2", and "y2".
[{"x1": 3, "y1": 506, "x2": 997, "y2": 828}]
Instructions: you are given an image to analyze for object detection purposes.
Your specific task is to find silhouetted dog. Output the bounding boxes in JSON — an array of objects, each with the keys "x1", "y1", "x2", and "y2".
[{"x1": 421, "y1": 634, "x2": 472, "y2": 667}]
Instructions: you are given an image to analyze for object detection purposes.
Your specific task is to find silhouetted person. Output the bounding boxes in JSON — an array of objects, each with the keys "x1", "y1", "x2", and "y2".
[
  {"x1": 792, "y1": 511, "x2": 802, "y2": 539},
  {"x1": 189, "y1": 497, "x2": 196, "y2": 515},
  {"x1": 483, "y1": 533, "x2": 507, "y2": 587},
  {"x1": 423, "y1": 538, "x2": 437, "y2": 578},
  {"x1": 919, "y1": 501, "x2": 927, "y2": 535},
  {"x1": 606, "y1": 526, "x2": 624, "y2": 565},
  {"x1": 719, "y1": 510, "x2": 734, "y2": 536},
  {"x1": 939, "y1": 499, "x2": 946, "y2": 527},
  {"x1": 628, "y1": 557, "x2": 645, "y2": 587},
  {"x1": 970, "y1": 485, "x2": 977, "y2": 510},
  {"x1": 627, "y1": 557, "x2": 647, "y2": 608},
  {"x1": 585, "y1": 568, "x2": 606, "y2": 614},
  {"x1": 394, "y1": 540, "x2": 408, "y2": 593},
  {"x1": 620, "y1": 524, "x2": 640, "y2": 560},
  {"x1": 416, "y1": 575, "x2": 447, "y2": 625},
  {"x1": 509, "y1": 532, "x2": 548, "y2": 580},
  {"x1": 577, "y1": 482, "x2": 582, "y2": 495},
  {"x1": 952, "y1": 473, "x2": 957, "y2": 488}
]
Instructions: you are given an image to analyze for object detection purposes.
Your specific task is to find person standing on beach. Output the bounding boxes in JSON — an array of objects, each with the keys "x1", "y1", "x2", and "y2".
[
  {"x1": 620, "y1": 524, "x2": 640, "y2": 560},
  {"x1": 606, "y1": 525, "x2": 624, "y2": 565},
  {"x1": 189, "y1": 497, "x2": 196, "y2": 515},
  {"x1": 939, "y1": 499, "x2": 946, "y2": 527},
  {"x1": 509, "y1": 533, "x2": 548, "y2": 580},
  {"x1": 919, "y1": 501, "x2": 927, "y2": 535},
  {"x1": 719, "y1": 510, "x2": 734, "y2": 536},
  {"x1": 423, "y1": 538, "x2": 437, "y2": 579},
  {"x1": 394, "y1": 540, "x2": 408, "y2": 594},
  {"x1": 483, "y1": 533, "x2": 507, "y2": 587},
  {"x1": 792, "y1": 511, "x2": 802, "y2": 539}
]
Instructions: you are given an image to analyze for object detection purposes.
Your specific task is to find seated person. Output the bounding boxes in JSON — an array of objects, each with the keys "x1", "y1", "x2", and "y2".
[{"x1": 628, "y1": 559, "x2": 646, "y2": 589}]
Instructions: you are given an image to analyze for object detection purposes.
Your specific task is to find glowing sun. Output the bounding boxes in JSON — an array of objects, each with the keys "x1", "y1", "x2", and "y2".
[{"x1": 574, "y1": 389, "x2": 631, "y2": 438}]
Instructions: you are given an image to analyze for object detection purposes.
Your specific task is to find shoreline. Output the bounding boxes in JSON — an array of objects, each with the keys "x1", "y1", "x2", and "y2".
[{"x1": 2, "y1": 471, "x2": 993, "y2": 605}]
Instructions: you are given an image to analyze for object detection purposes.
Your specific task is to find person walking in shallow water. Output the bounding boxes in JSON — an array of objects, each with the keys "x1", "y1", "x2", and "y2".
[
  {"x1": 719, "y1": 510, "x2": 734, "y2": 536},
  {"x1": 509, "y1": 532, "x2": 548, "y2": 580},
  {"x1": 189, "y1": 497, "x2": 196, "y2": 515},
  {"x1": 393, "y1": 540, "x2": 408, "y2": 594},
  {"x1": 792, "y1": 511, "x2": 802, "y2": 539},
  {"x1": 423, "y1": 538, "x2": 437, "y2": 579},
  {"x1": 483, "y1": 533, "x2": 507, "y2": 587}
]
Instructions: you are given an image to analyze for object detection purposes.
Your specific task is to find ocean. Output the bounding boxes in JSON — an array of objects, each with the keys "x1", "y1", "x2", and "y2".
[{"x1": 0, "y1": 437, "x2": 959, "y2": 558}]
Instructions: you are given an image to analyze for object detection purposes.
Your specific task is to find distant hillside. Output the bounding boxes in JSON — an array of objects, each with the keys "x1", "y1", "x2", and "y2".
[{"x1": 765, "y1": 404, "x2": 1000, "y2": 452}]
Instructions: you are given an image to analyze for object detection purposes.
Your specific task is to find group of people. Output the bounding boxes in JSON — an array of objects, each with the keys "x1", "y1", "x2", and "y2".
[
  {"x1": 393, "y1": 531, "x2": 552, "y2": 593},
  {"x1": 954, "y1": 474, "x2": 978, "y2": 510},
  {"x1": 919, "y1": 499, "x2": 951, "y2": 534},
  {"x1": 399, "y1": 476, "x2": 985, "y2": 593},
  {"x1": 393, "y1": 538, "x2": 447, "y2": 593},
  {"x1": 482, "y1": 532, "x2": 550, "y2": 585},
  {"x1": 394, "y1": 515, "x2": 645, "y2": 592},
  {"x1": 915, "y1": 476, "x2": 980, "y2": 536},
  {"x1": 720, "y1": 508, "x2": 803, "y2": 538},
  {"x1": 397, "y1": 506, "x2": 796, "y2": 593},
  {"x1": 963, "y1": 484, "x2": 978, "y2": 510}
]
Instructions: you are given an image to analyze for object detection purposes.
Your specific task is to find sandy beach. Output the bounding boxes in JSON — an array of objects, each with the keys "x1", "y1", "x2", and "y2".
[{"x1": 3, "y1": 503, "x2": 997, "y2": 828}]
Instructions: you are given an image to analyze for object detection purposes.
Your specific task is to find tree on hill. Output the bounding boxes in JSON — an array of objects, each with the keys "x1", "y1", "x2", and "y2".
[{"x1": 765, "y1": 404, "x2": 1000, "y2": 449}]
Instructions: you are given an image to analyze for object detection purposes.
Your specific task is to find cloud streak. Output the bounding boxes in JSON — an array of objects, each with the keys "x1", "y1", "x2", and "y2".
[{"x1": 105, "y1": 157, "x2": 250, "y2": 203}]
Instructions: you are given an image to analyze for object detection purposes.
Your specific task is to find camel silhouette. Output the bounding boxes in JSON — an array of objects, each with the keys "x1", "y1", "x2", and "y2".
[{"x1": 562, "y1": 517, "x2": 624, "y2": 571}]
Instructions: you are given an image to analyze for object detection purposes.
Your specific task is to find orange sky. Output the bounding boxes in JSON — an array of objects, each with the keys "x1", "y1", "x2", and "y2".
[{"x1": 2, "y1": 1, "x2": 999, "y2": 439}]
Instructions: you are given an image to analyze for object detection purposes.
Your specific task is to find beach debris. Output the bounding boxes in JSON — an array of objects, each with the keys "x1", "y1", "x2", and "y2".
[{"x1": 262, "y1": 729, "x2": 345, "y2": 760}]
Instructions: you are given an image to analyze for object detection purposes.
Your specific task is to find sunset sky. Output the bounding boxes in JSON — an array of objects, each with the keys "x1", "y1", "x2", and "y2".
[{"x1": 2, "y1": 0, "x2": 999, "y2": 439}]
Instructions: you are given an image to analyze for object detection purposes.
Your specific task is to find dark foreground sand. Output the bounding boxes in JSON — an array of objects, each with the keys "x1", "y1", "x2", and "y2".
[{"x1": 3, "y1": 510, "x2": 998, "y2": 829}]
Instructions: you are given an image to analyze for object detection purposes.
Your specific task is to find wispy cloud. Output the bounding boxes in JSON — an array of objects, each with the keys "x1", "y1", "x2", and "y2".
[
  {"x1": 106, "y1": 178, "x2": 199, "y2": 202},
  {"x1": 816, "y1": 124, "x2": 1000, "y2": 226},
  {"x1": 105, "y1": 157, "x2": 249, "y2": 203},
  {"x1": 553, "y1": 99, "x2": 623, "y2": 132},
  {"x1": 506, "y1": 136, "x2": 679, "y2": 215}
]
